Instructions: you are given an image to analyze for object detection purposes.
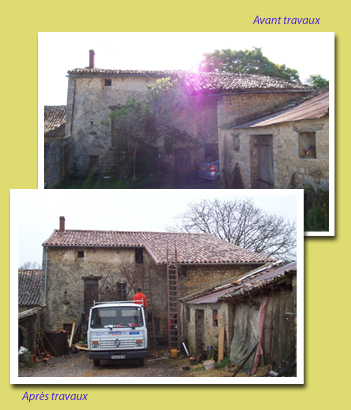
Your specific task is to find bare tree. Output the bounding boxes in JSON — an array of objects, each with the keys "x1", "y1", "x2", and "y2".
[
  {"x1": 19, "y1": 261, "x2": 42, "y2": 269},
  {"x1": 166, "y1": 198, "x2": 296, "y2": 260}
]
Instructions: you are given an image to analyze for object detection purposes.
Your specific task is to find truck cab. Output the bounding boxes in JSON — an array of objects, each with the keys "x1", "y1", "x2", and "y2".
[{"x1": 87, "y1": 300, "x2": 148, "y2": 367}]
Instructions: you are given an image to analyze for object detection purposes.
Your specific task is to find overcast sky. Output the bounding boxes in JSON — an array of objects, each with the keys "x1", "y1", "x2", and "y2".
[
  {"x1": 12, "y1": 189, "x2": 302, "y2": 267},
  {"x1": 39, "y1": 32, "x2": 334, "y2": 106}
]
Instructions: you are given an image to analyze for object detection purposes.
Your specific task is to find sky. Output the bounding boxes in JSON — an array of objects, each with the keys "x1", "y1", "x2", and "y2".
[
  {"x1": 38, "y1": 32, "x2": 334, "y2": 106},
  {"x1": 12, "y1": 189, "x2": 302, "y2": 267}
]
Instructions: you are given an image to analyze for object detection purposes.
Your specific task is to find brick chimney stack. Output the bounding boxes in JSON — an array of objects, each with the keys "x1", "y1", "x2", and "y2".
[
  {"x1": 59, "y1": 216, "x2": 65, "y2": 233},
  {"x1": 89, "y1": 50, "x2": 95, "y2": 69}
]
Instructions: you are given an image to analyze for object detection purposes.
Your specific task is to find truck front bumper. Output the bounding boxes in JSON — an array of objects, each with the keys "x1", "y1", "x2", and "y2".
[{"x1": 89, "y1": 349, "x2": 147, "y2": 360}]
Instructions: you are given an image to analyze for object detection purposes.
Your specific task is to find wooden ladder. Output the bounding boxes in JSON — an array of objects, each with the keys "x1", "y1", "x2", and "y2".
[
  {"x1": 142, "y1": 266, "x2": 157, "y2": 348},
  {"x1": 167, "y1": 243, "x2": 180, "y2": 352}
]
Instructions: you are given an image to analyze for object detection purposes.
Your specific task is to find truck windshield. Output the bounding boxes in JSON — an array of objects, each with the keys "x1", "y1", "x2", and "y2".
[{"x1": 90, "y1": 306, "x2": 144, "y2": 329}]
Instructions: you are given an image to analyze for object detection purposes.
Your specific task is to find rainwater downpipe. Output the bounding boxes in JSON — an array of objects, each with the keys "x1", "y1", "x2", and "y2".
[
  {"x1": 44, "y1": 246, "x2": 48, "y2": 305},
  {"x1": 70, "y1": 77, "x2": 77, "y2": 137}
]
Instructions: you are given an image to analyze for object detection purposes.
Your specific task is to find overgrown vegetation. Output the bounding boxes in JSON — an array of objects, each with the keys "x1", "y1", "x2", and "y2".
[
  {"x1": 302, "y1": 186, "x2": 329, "y2": 231},
  {"x1": 215, "y1": 357, "x2": 231, "y2": 369},
  {"x1": 106, "y1": 77, "x2": 189, "y2": 179}
]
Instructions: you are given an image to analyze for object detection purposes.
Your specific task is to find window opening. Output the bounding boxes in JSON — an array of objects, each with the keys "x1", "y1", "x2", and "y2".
[
  {"x1": 298, "y1": 132, "x2": 316, "y2": 158},
  {"x1": 212, "y1": 310, "x2": 218, "y2": 327},
  {"x1": 135, "y1": 248, "x2": 143, "y2": 264}
]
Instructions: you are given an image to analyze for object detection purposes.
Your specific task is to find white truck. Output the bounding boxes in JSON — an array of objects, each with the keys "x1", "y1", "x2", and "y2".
[{"x1": 87, "y1": 300, "x2": 148, "y2": 367}]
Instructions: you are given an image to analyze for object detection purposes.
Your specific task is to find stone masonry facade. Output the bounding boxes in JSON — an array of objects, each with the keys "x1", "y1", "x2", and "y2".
[
  {"x1": 42, "y1": 244, "x2": 262, "y2": 338},
  {"x1": 219, "y1": 116, "x2": 328, "y2": 189},
  {"x1": 65, "y1": 74, "x2": 218, "y2": 177}
]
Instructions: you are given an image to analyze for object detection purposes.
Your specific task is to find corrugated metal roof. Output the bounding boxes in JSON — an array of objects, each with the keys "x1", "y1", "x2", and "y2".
[
  {"x1": 236, "y1": 90, "x2": 328, "y2": 128},
  {"x1": 184, "y1": 262, "x2": 296, "y2": 304}
]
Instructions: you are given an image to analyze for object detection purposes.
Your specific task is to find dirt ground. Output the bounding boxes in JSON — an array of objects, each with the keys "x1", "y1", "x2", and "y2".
[{"x1": 18, "y1": 349, "x2": 257, "y2": 378}]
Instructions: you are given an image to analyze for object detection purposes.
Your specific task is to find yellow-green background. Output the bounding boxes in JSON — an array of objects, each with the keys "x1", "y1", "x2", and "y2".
[{"x1": 2, "y1": 1, "x2": 347, "y2": 408}]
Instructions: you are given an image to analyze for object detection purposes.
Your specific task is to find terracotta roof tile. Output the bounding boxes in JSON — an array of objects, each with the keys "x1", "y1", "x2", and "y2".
[
  {"x1": 42, "y1": 230, "x2": 273, "y2": 265},
  {"x1": 18, "y1": 270, "x2": 42, "y2": 306},
  {"x1": 67, "y1": 69, "x2": 311, "y2": 93},
  {"x1": 44, "y1": 106, "x2": 66, "y2": 137}
]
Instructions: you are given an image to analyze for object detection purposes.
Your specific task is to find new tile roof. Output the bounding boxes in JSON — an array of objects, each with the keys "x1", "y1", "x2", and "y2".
[
  {"x1": 18, "y1": 270, "x2": 42, "y2": 306},
  {"x1": 181, "y1": 261, "x2": 296, "y2": 304},
  {"x1": 42, "y1": 230, "x2": 273, "y2": 265},
  {"x1": 236, "y1": 89, "x2": 328, "y2": 128},
  {"x1": 44, "y1": 106, "x2": 66, "y2": 137},
  {"x1": 67, "y1": 68, "x2": 311, "y2": 93}
]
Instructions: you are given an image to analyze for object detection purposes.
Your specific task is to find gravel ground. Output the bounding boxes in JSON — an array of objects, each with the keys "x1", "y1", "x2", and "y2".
[
  {"x1": 18, "y1": 351, "x2": 189, "y2": 378},
  {"x1": 17, "y1": 350, "x2": 247, "y2": 378}
]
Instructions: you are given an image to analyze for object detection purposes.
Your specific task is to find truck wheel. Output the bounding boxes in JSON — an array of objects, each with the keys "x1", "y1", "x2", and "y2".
[
  {"x1": 93, "y1": 359, "x2": 100, "y2": 367},
  {"x1": 138, "y1": 358, "x2": 145, "y2": 366}
]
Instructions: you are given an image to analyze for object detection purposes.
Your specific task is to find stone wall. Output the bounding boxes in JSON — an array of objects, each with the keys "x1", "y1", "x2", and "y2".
[
  {"x1": 65, "y1": 75, "x2": 218, "y2": 177},
  {"x1": 44, "y1": 137, "x2": 61, "y2": 188},
  {"x1": 179, "y1": 264, "x2": 261, "y2": 298},
  {"x1": 42, "y1": 246, "x2": 166, "y2": 333},
  {"x1": 180, "y1": 302, "x2": 233, "y2": 356},
  {"x1": 219, "y1": 116, "x2": 329, "y2": 188},
  {"x1": 42, "y1": 245, "x2": 262, "y2": 338},
  {"x1": 217, "y1": 92, "x2": 309, "y2": 128}
]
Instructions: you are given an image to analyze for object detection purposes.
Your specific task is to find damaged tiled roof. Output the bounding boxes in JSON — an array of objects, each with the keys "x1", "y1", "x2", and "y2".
[
  {"x1": 42, "y1": 230, "x2": 274, "y2": 265},
  {"x1": 181, "y1": 261, "x2": 296, "y2": 304},
  {"x1": 44, "y1": 106, "x2": 66, "y2": 137},
  {"x1": 235, "y1": 89, "x2": 328, "y2": 128},
  {"x1": 18, "y1": 270, "x2": 42, "y2": 306},
  {"x1": 67, "y1": 68, "x2": 311, "y2": 93}
]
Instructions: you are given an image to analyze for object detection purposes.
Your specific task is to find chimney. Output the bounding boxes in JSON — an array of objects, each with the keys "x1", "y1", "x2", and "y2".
[
  {"x1": 59, "y1": 216, "x2": 65, "y2": 233},
  {"x1": 89, "y1": 50, "x2": 95, "y2": 69}
]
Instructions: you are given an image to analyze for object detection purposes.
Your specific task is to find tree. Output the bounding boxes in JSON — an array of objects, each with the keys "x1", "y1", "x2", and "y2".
[
  {"x1": 306, "y1": 74, "x2": 329, "y2": 89},
  {"x1": 19, "y1": 261, "x2": 42, "y2": 269},
  {"x1": 199, "y1": 47, "x2": 301, "y2": 83},
  {"x1": 108, "y1": 77, "x2": 187, "y2": 178},
  {"x1": 167, "y1": 198, "x2": 296, "y2": 260}
]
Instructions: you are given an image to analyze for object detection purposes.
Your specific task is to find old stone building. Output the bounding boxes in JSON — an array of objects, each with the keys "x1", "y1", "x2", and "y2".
[
  {"x1": 44, "y1": 106, "x2": 67, "y2": 188},
  {"x1": 41, "y1": 217, "x2": 274, "y2": 338},
  {"x1": 180, "y1": 261, "x2": 297, "y2": 374},
  {"x1": 51, "y1": 50, "x2": 315, "y2": 182},
  {"x1": 18, "y1": 270, "x2": 46, "y2": 352},
  {"x1": 219, "y1": 89, "x2": 329, "y2": 189}
]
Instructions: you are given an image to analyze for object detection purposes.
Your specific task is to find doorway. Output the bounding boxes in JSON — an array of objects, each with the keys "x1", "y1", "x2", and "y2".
[{"x1": 255, "y1": 135, "x2": 274, "y2": 189}]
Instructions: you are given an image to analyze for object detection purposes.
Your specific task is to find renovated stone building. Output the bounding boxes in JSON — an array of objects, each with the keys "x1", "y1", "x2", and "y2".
[
  {"x1": 180, "y1": 261, "x2": 296, "y2": 374},
  {"x1": 219, "y1": 89, "x2": 329, "y2": 189},
  {"x1": 41, "y1": 216, "x2": 274, "y2": 338},
  {"x1": 50, "y1": 50, "x2": 315, "y2": 182}
]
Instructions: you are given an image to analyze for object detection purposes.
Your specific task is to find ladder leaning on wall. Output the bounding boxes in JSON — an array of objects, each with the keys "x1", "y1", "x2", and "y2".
[
  {"x1": 167, "y1": 242, "x2": 180, "y2": 353},
  {"x1": 141, "y1": 266, "x2": 157, "y2": 348}
]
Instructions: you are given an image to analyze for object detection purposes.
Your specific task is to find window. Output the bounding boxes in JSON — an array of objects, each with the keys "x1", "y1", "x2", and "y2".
[
  {"x1": 105, "y1": 79, "x2": 112, "y2": 86},
  {"x1": 231, "y1": 134, "x2": 240, "y2": 152},
  {"x1": 116, "y1": 283, "x2": 127, "y2": 300},
  {"x1": 135, "y1": 248, "x2": 143, "y2": 264},
  {"x1": 78, "y1": 251, "x2": 84, "y2": 258},
  {"x1": 212, "y1": 310, "x2": 218, "y2": 327},
  {"x1": 298, "y1": 132, "x2": 316, "y2": 158}
]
